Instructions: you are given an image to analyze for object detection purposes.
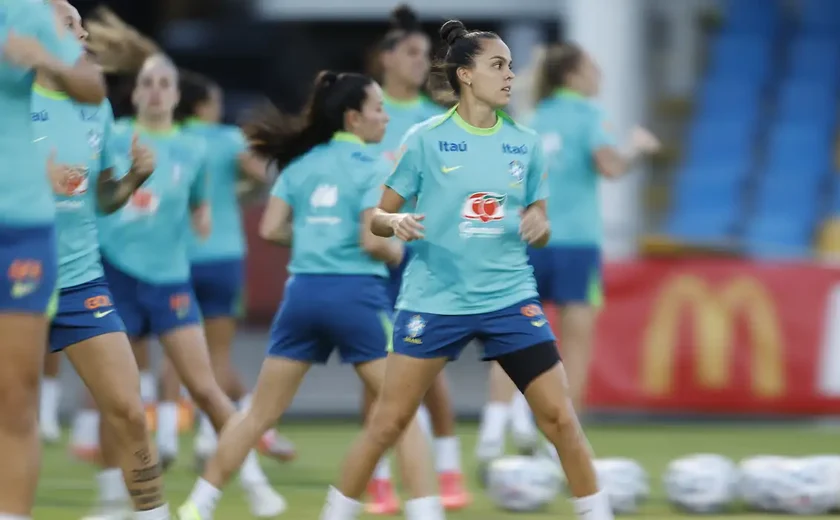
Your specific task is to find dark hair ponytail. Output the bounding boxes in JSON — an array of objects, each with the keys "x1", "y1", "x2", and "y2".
[
  {"x1": 174, "y1": 70, "x2": 219, "y2": 122},
  {"x1": 534, "y1": 42, "x2": 585, "y2": 103},
  {"x1": 427, "y1": 19, "x2": 498, "y2": 105},
  {"x1": 243, "y1": 71, "x2": 373, "y2": 169}
]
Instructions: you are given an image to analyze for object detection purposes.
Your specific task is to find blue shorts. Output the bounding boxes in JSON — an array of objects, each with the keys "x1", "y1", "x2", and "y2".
[
  {"x1": 102, "y1": 258, "x2": 202, "y2": 339},
  {"x1": 49, "y1": 278, "x2": 126, "y2": 353},
  {"x1": 191, "y1": 258, "x2": 244, "y2": 319},
  {"x1": 0, "y1": 225, "x2": 58, "y2": 315},
  {"x1": 267, "y1": 274, "x2": 392, "y2": 365},
  {"x1": 528, "y1": 245, "x2": 604, "y2": 307},
  {"x1": 387, "y1": 247, "x2": 413, "y2": 309},
  {"x1": 392, "y1": 298, "x2": 556, "y2": 361}
]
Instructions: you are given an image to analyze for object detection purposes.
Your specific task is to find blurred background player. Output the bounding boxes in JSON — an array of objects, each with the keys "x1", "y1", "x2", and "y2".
[
  {"x1": 0, "y1": 0, "x2": 105, "y2": 517},
  {"x1": 39, "y1": 350, "x2": 63, "y2": 443},
  {"x1": 321, "y1": 19, "x2": 612, "y2": 520},
  {"x1": 93, "y1": 53, "x2": 286, "y2": 517},
  {"x1": 177, "y1": 70, "x2": 437, "y2": 520},
  {"x1": 363, "y1": 4, "x2": 469, "y2": 514},
  {"x1": 176, "y1": 69, "x2": 298, "y2": 468},
  {"x1": 33, "y1": 5, "x2": 170, "y2": 519}
]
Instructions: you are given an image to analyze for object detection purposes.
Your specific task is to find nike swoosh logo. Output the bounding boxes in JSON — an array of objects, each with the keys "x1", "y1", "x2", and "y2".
[
  {"x1": 94, "y1": 309, "x2": 115, "y2": 318},
  {"x1": 531, "y1": 319, "x2": 547, "y2": 327},
  {"x1": 441, "y1": 166, "x2": 462, "y2": 174},
  {"x1": 33, "y1": 136, "x2": 47, "y2": 143}
]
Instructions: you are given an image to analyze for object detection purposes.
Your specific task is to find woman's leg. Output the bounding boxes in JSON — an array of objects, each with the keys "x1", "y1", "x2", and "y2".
[{"x1": 423, "y1": 371, "x2": 470, "y2": 509}]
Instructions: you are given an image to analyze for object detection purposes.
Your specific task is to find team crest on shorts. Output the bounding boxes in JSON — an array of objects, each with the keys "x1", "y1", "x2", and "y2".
[{"x1": 404, "y1": 314, "x2": 425, "y2": 344}]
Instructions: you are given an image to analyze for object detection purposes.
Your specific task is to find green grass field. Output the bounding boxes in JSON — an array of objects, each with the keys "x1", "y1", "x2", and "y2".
[{"x1": 34, "y1": 421, "x2": 840, "y2": 519}]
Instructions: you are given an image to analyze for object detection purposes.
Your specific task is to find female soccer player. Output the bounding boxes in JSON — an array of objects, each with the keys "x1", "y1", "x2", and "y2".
[
  {"x1": 95, "y1": 54, "x2": 286, "y2": 518},
  {"x1": 176, "y1": 70, "x2": 298, "y2": 467},
  {"x1": 527, "y1": 43, "x2": 660, "y2": 414},
  {"x1": 32, "y1": 5, "x2": 171, "y2": 519},
  {"x1": 319, "y1": 21, "x2": 613, "y2": 520},
  {"x1": 176, "y1": 70, "x2": 439, "y2": 520},
  {"x1": 0, "y1": 0, "x2": 105, "y2": 516},
  {"x1": 364, "y1": 5, "x2": 468, "y2": 513}
]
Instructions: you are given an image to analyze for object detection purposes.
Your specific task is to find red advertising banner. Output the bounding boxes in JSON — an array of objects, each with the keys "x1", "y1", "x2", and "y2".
[
  {"x1": 244, "y1": 215, "x2": 840, "y2": 415},
  {"x1": 584, "y1": 259, "x2": 840, "y2": 415}
]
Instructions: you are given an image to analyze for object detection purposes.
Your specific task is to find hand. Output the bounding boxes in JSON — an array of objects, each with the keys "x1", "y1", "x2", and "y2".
[
  {"x1": 391, "y1": 213, "x2": 425, "y2": 242},
  {"x1": 519, "y1": 206, "x2": 549, "y2": 245},
  {"x1": 46, "y1": 149, "x2": 82, "y2": 196},
  {"x1": 129, "y1": 133, "x2": 155, "y2": 180},
  {"x1": 629, "y1": 126, "x2": 661, "y2": 155},
  {"x1": 3, "y1": 30, "x2": 50, "y2": 69},
  {"x1": 191, "y1": 204, "x2": 211, "y2": 239}
]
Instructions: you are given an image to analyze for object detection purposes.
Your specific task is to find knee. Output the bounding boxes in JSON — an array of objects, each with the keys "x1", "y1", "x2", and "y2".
[
  {"x1": 102, "y1": 394, "x2": 148, "y2": 440},
  {"x1": 534, "y1": 401, "x2": 585, "y2": 445},
  {"x1": 367, "y1": 404, "x2": 415, "y2": 447},
  {"x1": 0, "y1": 376, "x2": 39, "y2": 433},
  {"x1": 188, "y1": 379, "x2": 226, "y2": 413}
]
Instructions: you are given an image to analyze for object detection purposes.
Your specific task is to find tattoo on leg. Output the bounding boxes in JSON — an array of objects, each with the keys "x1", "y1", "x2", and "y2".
[{"x1": 128, "y1": 461, "x2": 164, "y2": 510}]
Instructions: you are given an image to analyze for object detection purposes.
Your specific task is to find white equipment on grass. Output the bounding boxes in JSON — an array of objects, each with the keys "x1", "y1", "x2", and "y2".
[
  {"x1": 663, "y1": 454, "x2": 739, "y2": 514},
  {"x1": 486, "y1": 455, "x2": 562, "y2": 512},
  {"x1": 592, "y1": 458, "x2": 650, "y2": 514}
]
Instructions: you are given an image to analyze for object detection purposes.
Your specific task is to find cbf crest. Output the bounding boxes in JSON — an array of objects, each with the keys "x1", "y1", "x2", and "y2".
[
  {"x1": 509, "y1": 160, "x2": 525, "y2": 186},
  {"x1": 404, "y1": 314, "x2": 426, "y2": 344}
]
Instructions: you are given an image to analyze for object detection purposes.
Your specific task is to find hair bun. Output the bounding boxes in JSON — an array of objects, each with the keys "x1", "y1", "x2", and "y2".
[
  {"x1": 390, "y1": 5, "x2": 420, "y2": 31},
  {"x1": 439, "y1": 20, "x2": 467, "y2": 46},
  {"x1": 316, "y1": 70, "x2": 339, "y2": 90}
]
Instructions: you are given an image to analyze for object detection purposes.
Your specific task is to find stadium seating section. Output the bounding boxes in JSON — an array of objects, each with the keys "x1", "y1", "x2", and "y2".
[{"x1": 664, "y1": 0, "x2": 840, "y2": 257}]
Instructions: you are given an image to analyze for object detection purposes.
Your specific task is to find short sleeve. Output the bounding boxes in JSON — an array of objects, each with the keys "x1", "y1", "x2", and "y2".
[
  {"x1": 270, "y1": 168, "x2": 292, "y2": 204},
  {"x1": 587, "y1": 107, "x2": 618, "y2": 152},
  {"x1": 189, "y1": 142, "x2": 210, "y2": 207},
  {"x1": 385, "y1": 129, "x2": 423, "y2": 200},
  {"x1": 526, "y1": 139, "x2": 549, "y2": 206},
  {"x1": 360, "y1": 161, "x2": 389, "y2": 212},
  {"x1": 99, "y1": 102, "x2": 117, "y2": 172}
]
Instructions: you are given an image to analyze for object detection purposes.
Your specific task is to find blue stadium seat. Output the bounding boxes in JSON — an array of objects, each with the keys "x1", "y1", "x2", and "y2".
[
  {"x1": 801, "y1": 0, "x2": 840, "y2": 32},
  {"x1": 753, "y1": 175, "x2": 822, "y2": 217},
  {"x1": 788, "y1": 37, "x2": 840, "y2": 83},
  {"x1": 743, "y1": 215, "x2": 814, "y2": 257},
  {"x1": 665, "y1": 210, "x2": 737, "y2": 241},
  {"x1": 776, "y1": 80, "x2": 837, "y2": 122},
  {"x1": 697, "y1": 79, "x2": 762, "y2": 119},
  {"x1": 683, "y1": 119, "x2": 755, "y2": 167},
  {"x1": 707, "y1": 36, "x2": 773, "y2": 83},
  {"x1": 725, "y1": 0, "x2": 781, "y2": 34},
  {"x1": 762, "y1": 161, "x2": 827, "y2": 183}
]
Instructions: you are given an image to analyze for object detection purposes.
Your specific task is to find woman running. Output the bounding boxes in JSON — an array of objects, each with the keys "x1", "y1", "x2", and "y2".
[
  {"x1": 176, "y1": 70, "x2": 438, "y2": 520},
  {"x1": 93, "y1": 54, "x2": 286, "y2": 518},
  {"x1": 175, "y1": 70, "x2": 297, "y2": 468},
  {"x1": 33, "y1": 5, "x2": 171, "y2": 519},
  {"x1": 319, "y1": 20, "x2": 613, "y2": 520},
  {"x1": 527, "y1": 42, "x2": 660, "y2": 414},
  {"x1": 364, "y1": 5, "x2": 468, "y2": 513},
  {"x1": 0, "y1": 0, "x2": 105, "y2": 516}
]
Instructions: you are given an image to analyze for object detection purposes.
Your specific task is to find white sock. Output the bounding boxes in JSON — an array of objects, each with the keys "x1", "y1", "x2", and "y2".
[
  {"x1": 239, "y1": 450, "x2": 269, "y2": 487},
  {"x1": 71, "y1": 409, "x2": 100, "y2": 447},
  {"x1": 434, "y1": 436, "x2": 462, "y2": 473},
  {"x1": 476, "y1": 402, "x2": 509, "y2": 460},
  {"x1": 238, "y1": 394, "x2": 252, "y2": 410},
  {"x1": 39, "y1": 377, "x2": 60, "y2": 425},
  {"x1": 198, "y1": 414, "x2": 216, "y2": 440},
  {"x1": 134, "y1": 504, "x2": 170, "y2": 520},
  {"x1": 0, "y1": 514, "x2": 30, "y2": 520},
  {"x1": 510, "y1": 392, "x2": 538, "y2": 450},
  {"x1": 320, "y1": 486, "x2": 362, "y2": 520},
  {"x1": 405, "y1": 496, "x2": 445, "y2": 520},
  {"x1": 186, "y1": 478, "x2": 221, "y2": 519},
  {"x1": 156, "y1": 402, "x2": 178, "y2": 457},
  {"x1": 572, "y1": 491, "x2": 614, "y2": 520},
  {"x1": 180, "y1": 385, "x2": 191, "y2": 400},
  {"x1": 139, "y1": 371, "x2": 156, "y2": 403},
  {"x1": 373, "y1": 456, "x2": 391, "y2": 481},
  {"x1": 97, "y1": 468, "x2": 129, "y2": 504},
  {"x1": 416, "y1": 405, "x2": 432, "y2": 439}
]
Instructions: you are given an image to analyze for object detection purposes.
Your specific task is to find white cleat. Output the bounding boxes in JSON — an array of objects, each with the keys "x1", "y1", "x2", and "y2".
[
  {"x1": 40, "y1": 421, "x2": 62, "y2": 444},
  {"x1": 257, "y1": 430, "x2": 296, "y2": 463},
  {"x1": 79, "y1": 504, "x2": 132, "y2": 520},
  {"x1": 193, "y1": 433, "x2": 217, "y2": 473},
  {"x1": 244, "y1": 483, "x2": 287, "y2": 518}
]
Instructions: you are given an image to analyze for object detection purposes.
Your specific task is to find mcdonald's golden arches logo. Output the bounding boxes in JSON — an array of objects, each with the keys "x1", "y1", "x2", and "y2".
[{"x1": 641, "y1": 275, "x2": 785, "y2": 398}]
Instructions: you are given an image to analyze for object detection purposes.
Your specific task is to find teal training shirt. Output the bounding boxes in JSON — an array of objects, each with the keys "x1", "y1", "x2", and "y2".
[
  {"x1": 0, "y1": 0, "x2": 82, "y2": 225},
  {"x1": 182, "y1": 120, "x2": 248, "y2": 262},
  {"x1": 97, "y1": 121, "x2": 209, "y2": 284},
  {"x1": 528, "y1": 89, "x2": 617, "y2": 245},
  {"x1": 387, "y1": 107, "x2": 548, "y2": 315},
  {"x1": 271, "y1": 132, "x2": 389, "y2": 278},
  {"x1": 32, "y1": 84, "x2": 115, "y2": 288}
]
